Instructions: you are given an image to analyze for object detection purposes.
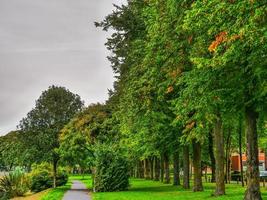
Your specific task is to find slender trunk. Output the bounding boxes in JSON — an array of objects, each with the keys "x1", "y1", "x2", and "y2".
[
  {"x1": 239, "y1": 117, "x2": 244, "y2": 187},
  {"x1": 208, "y1": 131, "x2": 216, "y2": 182},
  {"x1": 205, "y1": 167, "x2": 208, "y2": 182},
  {"x1": 53, "y1": 158, "x2": 58, "y2": 188},
  {"x1": 192, "y1": 140, "x2": 203, "y2": 192},
  {"x1": 225, "y1": 128, "x2": 231, "y2": 184},
  {"x1": 164, "y1": 152, "x2": 170, "y2": 184},
  {"x1": 92, "y1": 167, "x2": 95, "y2": 192},
  {"x1": 136, "y1": 161, "x2": 139, "y2": 178},
  {"x1": 9, "y1": 163, "x2": 14, "y2": 171},
  {"x1": 154, "y1": 157, "x2": 160, "y2": 181},
  {"x1": 190, "y1": 161, "x2": 193, "y2": 180},
  {"x1": 160, "y1": 154, "x2": 164, "y2": 182},
  {"x1": 82, "y1": 169, "x2": 85, "y2": 179},
  {"x1": 183, "y1": 145, "x2": 190, "y2": 189},
  {"x1": 213, "y1": 116, "x2": 225, "y2": 196},
  {"x1": 144, "y1": 159, "x2": 150, "y2": 179},
  {"x1": 227, "y1": 156, "x2": 231, "y2": 183},
  {"x1": 244, "y1": 107, "x2": 262, "y2": 200},
  {"x1": 150, "y1": 157, "x2": 154, "y2": 180},
  {"x1": 140, "y1": 160, "x2": 144, "y2": 178},
  {"x1": 134, "y1": 161, "x2": 138, "y2": 178},
  {"x1": 173, "y1": 150, "x2": 180, "y2": 186}
]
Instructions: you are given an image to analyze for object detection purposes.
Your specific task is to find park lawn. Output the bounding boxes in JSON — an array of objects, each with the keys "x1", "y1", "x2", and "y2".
[{"x1": 93, "y1": 178, "x2": 267, "y2": 200}]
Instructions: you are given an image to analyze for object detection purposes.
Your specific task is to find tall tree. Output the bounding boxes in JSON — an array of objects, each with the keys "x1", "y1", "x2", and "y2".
[
  {"x1": 19, "y1": 85, "x2": 83, "y2": 188},
  {"x1": 183, "y1": 1, "x2": 266, "y2": 198}
]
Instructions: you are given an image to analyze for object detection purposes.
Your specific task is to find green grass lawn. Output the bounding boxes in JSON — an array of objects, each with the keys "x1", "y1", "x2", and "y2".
[
  {"x1": 92, "y1": 178, "x2": 267, "y2": 200},
  {"x1": 40, "y1": 175, "x2": 267, "y2": 200}
]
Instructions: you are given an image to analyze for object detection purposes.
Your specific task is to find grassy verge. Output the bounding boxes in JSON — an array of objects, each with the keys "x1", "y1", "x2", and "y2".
[
  {"x1": 11, "y1": 189, "x2": 51, "y2": 200},
  {"x1": 93, "y1": 178, "x2": 267, "y2": 200},
  {"x1": 40, "y1": 180, "x2": 72, "y2": 200}
]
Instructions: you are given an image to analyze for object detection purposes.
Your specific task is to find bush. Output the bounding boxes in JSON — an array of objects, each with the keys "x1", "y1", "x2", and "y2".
[
  {"x1": 29, "y1": 163, "x2": 68, "y2": 192},
  {"x1": 94, "y1": 144, "x2": 129, "y2": 192},
  {"x1": 0, "y1": 168, "x2": 29, "y2": 199}
]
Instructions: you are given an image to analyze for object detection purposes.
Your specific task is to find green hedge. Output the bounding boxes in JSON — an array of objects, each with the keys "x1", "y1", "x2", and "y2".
[{"x1": 94, "y1": 144, "x2": 129, "y2": 192}]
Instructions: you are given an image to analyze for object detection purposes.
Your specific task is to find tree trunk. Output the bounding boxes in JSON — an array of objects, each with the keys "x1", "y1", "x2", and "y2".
[
  {"x1": 183, "y1": 145, "x2": 190, "y2": 189},
  {"x1": 225, "y1": 128, "x2": 231, "y2": 184},
  {"x1": 205, "y1": 167, "x2": 208, "y2": 182},
  {"x1": 164, "y1": 152, "x2": 170, "y2": 184},
  {"x1": 213, "y1": 116, "x2": 225, "y2": 196},
  {"x1": 192, "y1": 140, "x2": 203, "y2": 192},
  {"x1": 150, "y1": 157, "x2": 154, "y2": 180},
  {"x1": 244, "y1": 107, "x2": 262, "y2": 200},
  {"x1": 136, "y1": 161, "x2": 139, "y2": 178},
  {"x1": 92, "y1": 167, "x2": 96, "y2": 192},
  {"x1": 134, "y1": 161, "x2": 139, "y2": 178},
  {"x1": 239, "y1": 117, "x2": 244, "y2": 187},
  {"x1": 160, "y1": 154, "x2": 164, "y2": 182},
  {"x1": 154, "y1": 157, "x2": 160, "y2": 181},
  {"x1": 173, "y1": 150, "x2": 181, "y2": 186},
  {"x1": 144, "y1": 159, "x2": 150, "y2": 179},
  {"x1": 208, "y1": 131, "x2": 216, "y2": 183},
  {"x1": 140, "y1": 160, "x2": 144, "y2": 178},
  {"x1": 53, "y1": 158, "x2": 58, "y2": 188}
]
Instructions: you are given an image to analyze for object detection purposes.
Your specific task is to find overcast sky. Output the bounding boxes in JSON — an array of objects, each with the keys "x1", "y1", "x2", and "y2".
[{"x1": 0, "y1": 0, "x2": 126, "y2": 135}]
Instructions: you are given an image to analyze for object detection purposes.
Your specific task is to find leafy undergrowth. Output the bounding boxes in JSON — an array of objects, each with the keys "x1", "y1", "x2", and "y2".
[{"x1": 93, "y1": 178, "x2": 267, "y2": 200}]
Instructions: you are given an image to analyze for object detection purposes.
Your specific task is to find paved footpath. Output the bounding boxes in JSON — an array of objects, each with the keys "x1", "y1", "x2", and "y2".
[{"x1": 63, "y1": 180, "x2": 91, "y2": 200}]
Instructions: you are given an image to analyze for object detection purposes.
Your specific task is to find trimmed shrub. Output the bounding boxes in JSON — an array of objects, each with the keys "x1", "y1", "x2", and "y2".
[
  {"x1": 94, "y1": 144, "x2": 129, "y2": 192},
  {"x1": 29, "y1": 163, "x2": 68, "y2": 192},
  {"x1": 0, "y1": 168, "x2": 29, "y2": 199}
]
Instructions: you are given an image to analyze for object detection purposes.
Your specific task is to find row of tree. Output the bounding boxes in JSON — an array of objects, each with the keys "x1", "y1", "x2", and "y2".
[{"x1": 94, "y1": 1, "x2": 266, "y2": 200}]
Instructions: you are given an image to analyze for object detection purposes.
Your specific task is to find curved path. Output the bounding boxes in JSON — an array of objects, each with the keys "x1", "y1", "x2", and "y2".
[{"x1": 63, "y1": 180, "x2": 91, "y2": 200}]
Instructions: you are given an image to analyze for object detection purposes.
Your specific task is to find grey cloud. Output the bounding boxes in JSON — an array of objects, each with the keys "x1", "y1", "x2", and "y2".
[{"x1": 0, "y1": 0, "x2": 126, "y2": 135}]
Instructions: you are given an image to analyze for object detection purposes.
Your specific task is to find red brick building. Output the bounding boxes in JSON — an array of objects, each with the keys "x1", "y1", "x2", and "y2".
[{"x1": 231, "y1": 151, "x2": 267, "y2": 172}]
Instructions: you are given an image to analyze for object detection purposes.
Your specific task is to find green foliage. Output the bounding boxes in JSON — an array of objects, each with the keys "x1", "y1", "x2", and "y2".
[
  {"x1": 19, "y1": 85, "x2": 83, "y2": 188},
  {"x1": 96, "y1": 0, "x2": 266, "y2": 197},
  {"x1": 94, "y1": 144, "x2": 129, "y2": 192},
  {"x1": 59, "y1": 103, "x2": 112, "y2": 170},
  {"x1": 29, "y1": 163, "x2": 68, "y2": 192},
  {"x1": 19, "y1": 85, "x2": 83, "y2": 164},
  {"x1": 0, "y1": 168, "x2": 29, "y2": 199},
  {"x1": 0, "y1": 131, "x2": 24, "y2": 171}
]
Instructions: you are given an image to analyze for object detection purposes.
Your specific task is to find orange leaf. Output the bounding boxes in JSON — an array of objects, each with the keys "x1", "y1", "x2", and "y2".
[
  {"x1": 166, "y1": 86, "x2": 174, "y2": 93},
  {"x1": 208, "y1": 31, "x2": 228, "y2": 52}
]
